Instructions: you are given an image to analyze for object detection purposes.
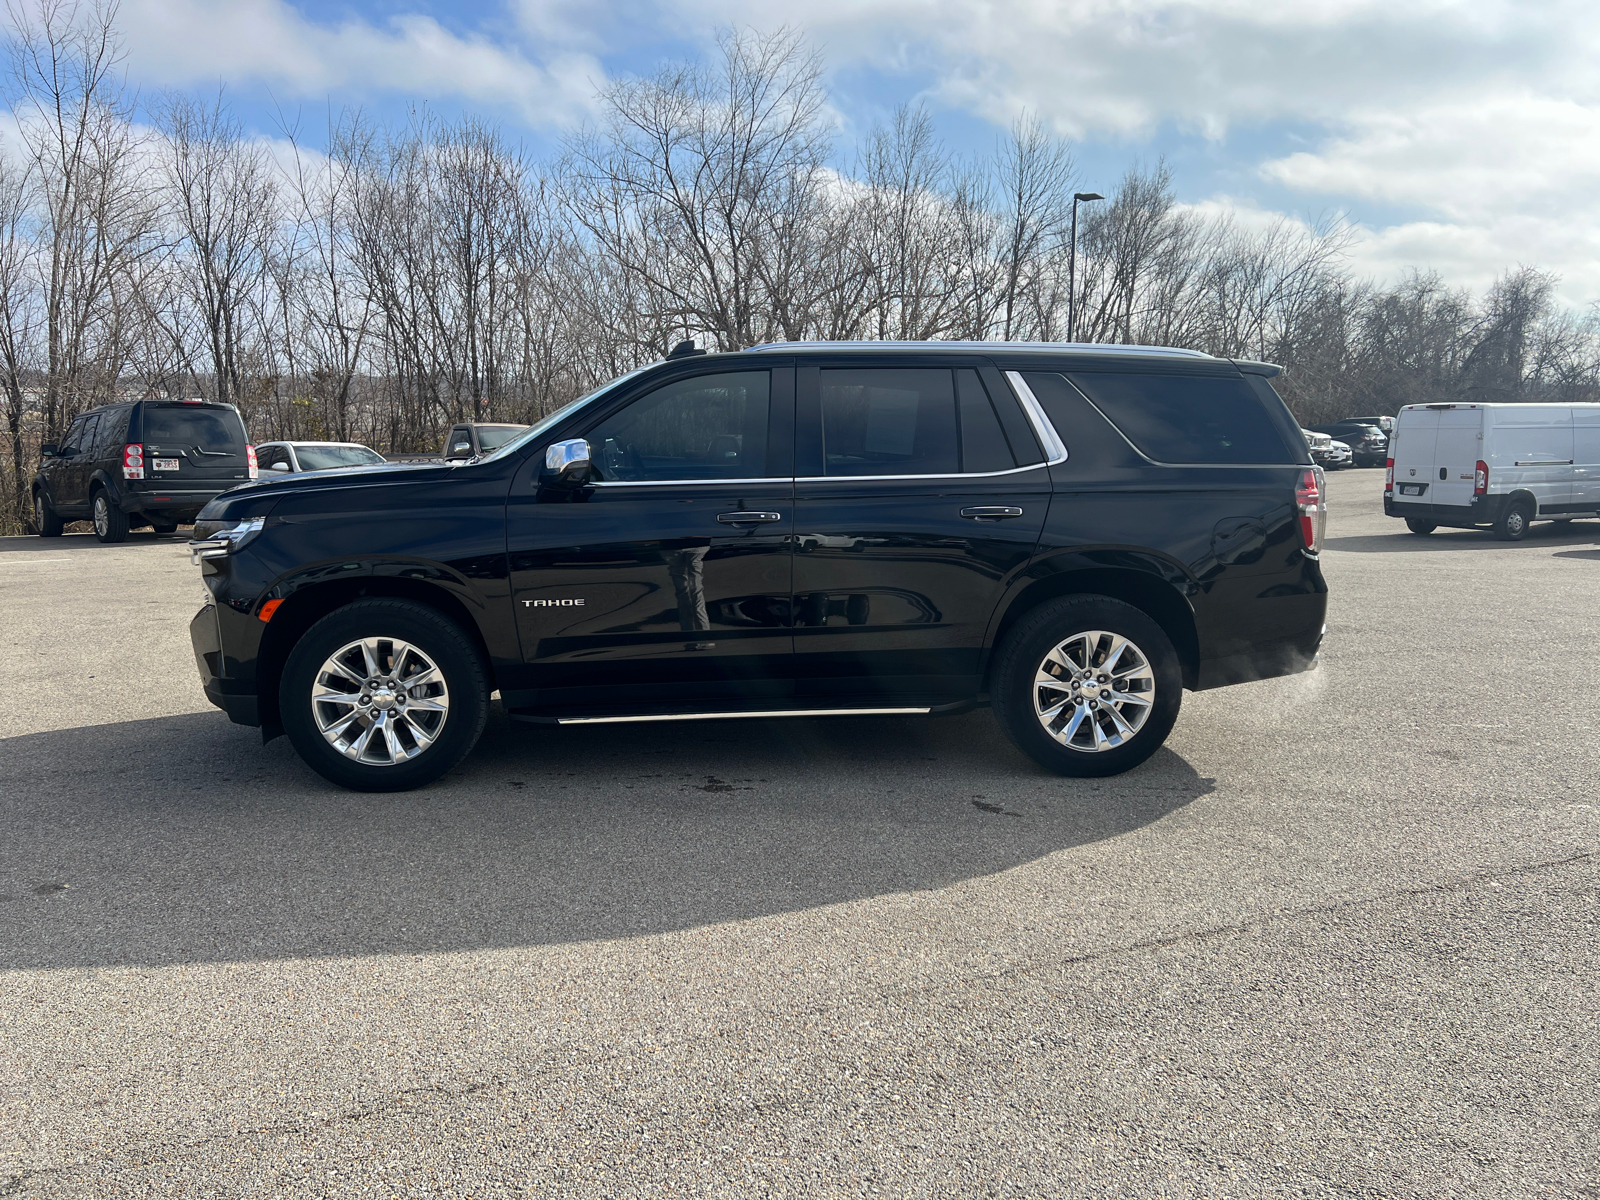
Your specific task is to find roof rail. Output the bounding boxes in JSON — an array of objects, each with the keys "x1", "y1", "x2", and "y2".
[{"x1": 741, "y1": 339, "x2": 1212, "y2": 358}]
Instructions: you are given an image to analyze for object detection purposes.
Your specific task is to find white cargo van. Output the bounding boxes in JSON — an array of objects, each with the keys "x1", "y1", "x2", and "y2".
[{"x1": 1385, "y1": 402, "x2": 1600, "y2": 539}]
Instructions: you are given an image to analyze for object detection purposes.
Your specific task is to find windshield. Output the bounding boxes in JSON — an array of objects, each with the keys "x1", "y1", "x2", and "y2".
[
  {"x1": 474, "y1": 364, "x2": 662, "y2": 464},
  {"x1": 475, "y1": 425, "x2": 527, "y2": 452},
  {"x1": 142, "y1": 405, "x2": 247, "y2": 455},
  {"x1": 295, "y1": 444, "x2": 387, "y2": 471}
]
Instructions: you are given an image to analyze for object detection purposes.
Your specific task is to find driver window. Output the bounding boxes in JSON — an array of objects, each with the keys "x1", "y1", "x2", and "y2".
[{"x1": 586, "y1": 371, "x2": 771, "y2": 482}]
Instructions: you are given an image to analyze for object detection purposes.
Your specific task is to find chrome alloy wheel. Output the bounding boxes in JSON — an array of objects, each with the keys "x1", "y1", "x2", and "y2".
[
  {"x1": 1033, "y1": 630, "x2": 1156, "y2": 752},
  {"x1": 92, "y1": 495, "x2": 109, "y2": 538},
  {"x1": 311, "y1": 637, "x2": 450, "y2": 765}
]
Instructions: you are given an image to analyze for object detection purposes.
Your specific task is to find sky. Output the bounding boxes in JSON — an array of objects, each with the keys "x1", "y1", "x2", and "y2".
[{"x1": 105, "y1": 0, "x2": 1600, "y2": 307}]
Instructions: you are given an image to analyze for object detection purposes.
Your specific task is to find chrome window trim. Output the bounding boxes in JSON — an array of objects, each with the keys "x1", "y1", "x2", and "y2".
[
  {"x1": 1003, "y1": 371, "x2": 1069, "y2": 465},
  {"x1": 587, "y1": 476, "x2": 790, "y2": 488},
  {"x1": 794, "y1": 461, "x2": 1051, "y2": 483}
]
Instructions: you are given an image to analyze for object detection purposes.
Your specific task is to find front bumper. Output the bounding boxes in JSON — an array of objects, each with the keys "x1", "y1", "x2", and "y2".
[{"x1": 190, "y1": 602, "x2": 260, "y2": 725}]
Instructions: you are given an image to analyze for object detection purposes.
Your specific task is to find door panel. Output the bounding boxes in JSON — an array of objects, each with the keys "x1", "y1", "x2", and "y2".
[
  {"x1": 1491, "y1": 407, "x2": 1573, "y2": 512},
  {"x1": 1432, "y1": 407, "x2": 1482, "y2": 508},
  {"x1": 504, "y1": 365, "x2": 795, "y2": 713},
  {"x1": 792, "y1": 361, "x2": 1049, "y2": 702},
  {"x1": 1572, "y1": 409, "x2": 1600, "y2": 510},
  {"x1": 1390, "y1": 409, "x2": 1439, "y2": 508}
]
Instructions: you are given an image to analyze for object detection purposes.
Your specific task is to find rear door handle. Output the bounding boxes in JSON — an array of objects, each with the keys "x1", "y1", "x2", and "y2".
[
  {"x1": 717, "y1": 511, "x2": 782, "y2": 524},
  {"x1": 960, "y1": 506, "x2": 1024, "y2": 520}
]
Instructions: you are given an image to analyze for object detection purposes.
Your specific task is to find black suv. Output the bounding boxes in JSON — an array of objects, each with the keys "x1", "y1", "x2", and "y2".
[
  {"x1": 188, "y1": 343, "x2": 1328, "y2": 791},
  {"x1": 35, "y1": 399, "x2": 255, "y2": 541},
  {"x1": 1307, "y1": 420, "x2": 1388, "y2": 467}
]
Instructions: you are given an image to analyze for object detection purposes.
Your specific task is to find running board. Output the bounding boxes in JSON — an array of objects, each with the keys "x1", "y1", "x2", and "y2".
[{"x1": 550, "y1": 706, "x2": 932, "y2": 726}]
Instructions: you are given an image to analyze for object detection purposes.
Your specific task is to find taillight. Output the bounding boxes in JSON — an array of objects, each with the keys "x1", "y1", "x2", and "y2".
[
  {"x1": 246, "y1": 444, "x2": 258, "y2": 480},
  {"x1": 1384, "y1": 456, "x2": 1394, "y2": 493},
  {"x1": 1474, "y1": 460, "x2": 1487, "y2": 495},
  {"x1": 122, "y1": 443, "x2": 144, "y2": 480},
  {"x1": 1296, "y1": 466, "x2": 1326, "y2": 555}
]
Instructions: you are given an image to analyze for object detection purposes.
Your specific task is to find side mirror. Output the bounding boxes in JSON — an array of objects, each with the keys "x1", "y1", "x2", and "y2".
[
  {"x1": 544, "y1": 438, "x2": 592, "y2": 485},
  {"x1": 39, "y1": 443, "x2": 57, "y2": 457},
  {"x1": 269, "y1": 461, "x2": 291, "y2": 473}
]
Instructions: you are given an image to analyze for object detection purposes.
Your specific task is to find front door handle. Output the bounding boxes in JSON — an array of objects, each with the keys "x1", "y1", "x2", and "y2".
[
  {"x1": 960, "y1": 506, "x2": 1024, "y2": 520},
  {"x1": 717, "y1": 511, "x2": 782, "y2": 525}
]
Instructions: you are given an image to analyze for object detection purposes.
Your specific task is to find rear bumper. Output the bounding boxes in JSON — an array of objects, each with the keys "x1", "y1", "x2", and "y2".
[
  {"x1": 1384, "y1": 493, "x2": 1506, "y2": 526},
  {"x1": 120, "y1": 484, "x2": 234, "y2": 520},
  {"x1": 191, "y1": 602, "x2": 260, "y2": 726}
]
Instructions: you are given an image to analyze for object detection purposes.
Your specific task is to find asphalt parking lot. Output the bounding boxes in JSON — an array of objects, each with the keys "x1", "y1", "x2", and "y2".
[{"x1": 2, "y1": 469, "x2": 1597, "y2": 1198}]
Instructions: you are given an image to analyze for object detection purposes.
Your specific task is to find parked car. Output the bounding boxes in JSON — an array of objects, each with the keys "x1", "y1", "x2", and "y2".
[
  {"x1": 1387, "y1": 401, "x2": 1600, "y2": 539},
  {"x1": 188, "y1": 340, "x2": 1328, "y2": 792},
  {"x1": 34, "y1": 399, "x2": 255, "y2": 542},
  {"x1": 1302, "y1": 429, "x2": 1350, "y2": 469},
  {"x1": 1307, "y1": 420, "x2": 1387, "y2": 467},
  {"x1": 442, "y1": 422, "x2": 529, "y2": 461},
  {"x1": 256, "y1": 441, "x2": 387, "y2": 474}
]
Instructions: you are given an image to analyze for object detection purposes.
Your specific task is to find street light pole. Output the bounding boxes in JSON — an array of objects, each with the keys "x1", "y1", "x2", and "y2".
[{"x1": 1068, "y1": 191, "x2": 1104, "y2": 343}]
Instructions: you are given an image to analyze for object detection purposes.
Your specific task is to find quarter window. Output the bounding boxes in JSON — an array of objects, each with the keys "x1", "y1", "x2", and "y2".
[
  {"x1": 821, "y1": 368, "x2": 958, "y2": 476},
  {"x1": 1066, "y1": 372, "x2": 1294, "y2": 465},
  {"x1": 587, "y1": 371, "x2": 771, "y2": 482}
]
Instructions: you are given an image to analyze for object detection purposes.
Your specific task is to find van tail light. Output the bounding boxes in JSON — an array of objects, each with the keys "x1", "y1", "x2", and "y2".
[
  {"x1": 122, "y1": 443, "x2": 144, "y2": 480},
  {"x1": 1474, "y1": 460, "x2": 1488, "y2": 496},
  {"x1": 1296, "y1": 466, "x2": 1326, "y2": 555},
  {"x1": 1384, "y1": 457, "x2": 1394, "y2": 494},
  {"x1": 246, "y1": 444, "x2": 258, "y2": 480}
]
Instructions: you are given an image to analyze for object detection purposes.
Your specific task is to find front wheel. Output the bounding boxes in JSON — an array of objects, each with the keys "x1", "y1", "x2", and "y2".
[
  {"x1": 280, "y1": 599, "x2": 490, "y2": 792},
  {"x1": 1404, "y1": 518, "x2": 1436, "y2": 535},
  {"x1": 34, "y1": 490, "x2": 63, "y2": 537},
  {"x1": 992, "y1": 596, "x2": 1183, "y2": 777}
]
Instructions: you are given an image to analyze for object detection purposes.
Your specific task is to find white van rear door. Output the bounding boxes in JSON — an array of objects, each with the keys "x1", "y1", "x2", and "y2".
[
  {"x1": 1433, "y1": 407, "x2": 1482, "y2": 507},
  {"x1": 1391, "y1": 408, "x2": 1439, "y2": 506},
  {"x1": 1574, "y1": 408, "x2": 1600, "y2": 512},
  {"x1": 1491, "y1": 407, "x2": 1574, "y2": 513}
]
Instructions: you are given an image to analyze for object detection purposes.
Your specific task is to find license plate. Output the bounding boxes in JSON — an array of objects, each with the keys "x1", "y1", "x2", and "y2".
[
  {"x1": 153, "y1": 458, "x2": 180, "y2": 471},
  {"x1": 1399, "y1": 483, "x2": 1425, "y2": 495}
]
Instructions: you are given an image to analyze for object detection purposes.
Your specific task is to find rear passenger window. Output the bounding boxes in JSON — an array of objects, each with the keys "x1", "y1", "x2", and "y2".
[
  {"x1": 1067, "y1": 372, "x2": 1293, "y2": 464},
  {"x1": 956, "y1": 370, "x2": 1015, "y2": 473},
  {"x1": 821, "y1": 368, "x2": 957, "y2": 476}
]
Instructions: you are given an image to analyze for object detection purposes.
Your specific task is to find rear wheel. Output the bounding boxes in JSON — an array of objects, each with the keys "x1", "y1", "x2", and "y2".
[
  {"x1": 91, "y1": 490, "x2": 128, "y2": 543},
  {"x1": 1495, "y1": 500, "x2": 1532, "y2": 542},
  {"x1": 1404, "y1": 517, "x2": 1436, "y2": 535},
  {"x1": 280, "y1": 598, "x2": 490, "y2": 792},
  {"x1": 992, "y1": 596, "x2": 1182, "y2": 778},
  {"x1": 34, "y1": 490, "x2": 63, "y2": 537}
]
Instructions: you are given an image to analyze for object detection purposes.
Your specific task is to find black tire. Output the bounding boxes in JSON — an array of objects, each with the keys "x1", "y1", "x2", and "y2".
[
  {"x1": 280, "y1": 598, "x2": 490, "y2": 792},
  {"x1": 1495, "y1": 500, "x2": 1532, "y2": 542},
  {"x1": 992, "y1": 595, "x2": 1183, "y2": 778},
  {"x1": 91, "y1": 490, "x2": 128, "y2": 543},
  {"x1": 1404, "y1": 518, "x2": 1436, "y2": 535},
  {"x1": 34, "y1": 490, "x2": 63, "y2": 537}
]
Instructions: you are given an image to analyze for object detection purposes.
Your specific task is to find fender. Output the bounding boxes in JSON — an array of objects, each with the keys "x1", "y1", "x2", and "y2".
[{"x1": 982, "y1": 546, "x2": 1202, "y2": 688}]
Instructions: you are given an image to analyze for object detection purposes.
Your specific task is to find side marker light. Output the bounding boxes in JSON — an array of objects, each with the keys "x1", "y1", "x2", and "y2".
[{"x1": 258, "y1": 598, "x2": 283, "y2": 623}]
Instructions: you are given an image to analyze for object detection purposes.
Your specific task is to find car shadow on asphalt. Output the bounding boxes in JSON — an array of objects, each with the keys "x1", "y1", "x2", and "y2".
[
  {"x1": 0, "y1": 531, "x2": 191, "y2": 553},
  {"x1": 1324, "y1": 522, "x2": 1600, "y2": 553},
  {"x1": 0, "y1": 707, "x2": 1212, "y2": 970}
]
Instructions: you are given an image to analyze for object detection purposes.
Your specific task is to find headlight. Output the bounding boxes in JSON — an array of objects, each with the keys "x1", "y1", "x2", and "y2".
[{"x1": 189, "y1": 516, "x2": 265, "y2": 563}]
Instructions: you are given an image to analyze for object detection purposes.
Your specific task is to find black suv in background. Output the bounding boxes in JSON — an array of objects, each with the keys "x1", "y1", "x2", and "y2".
[
  {"x1": 1307, "y1": 420, "x2": 1388, "y2": 467},
  {"x1": 35, "y1": 399, "x2": 255, "y2": 541},
  {"x1": 189, "y1": 342, "x2": 1328, "y2": 791},
  {"x1": 442, "y1": 422, "x2": 529, "y2": 461}
]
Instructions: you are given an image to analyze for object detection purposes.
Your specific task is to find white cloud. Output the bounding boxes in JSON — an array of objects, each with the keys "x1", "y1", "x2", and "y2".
[{"x1": 117, "y1": 0, "x2": 603, "y2": 128}]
